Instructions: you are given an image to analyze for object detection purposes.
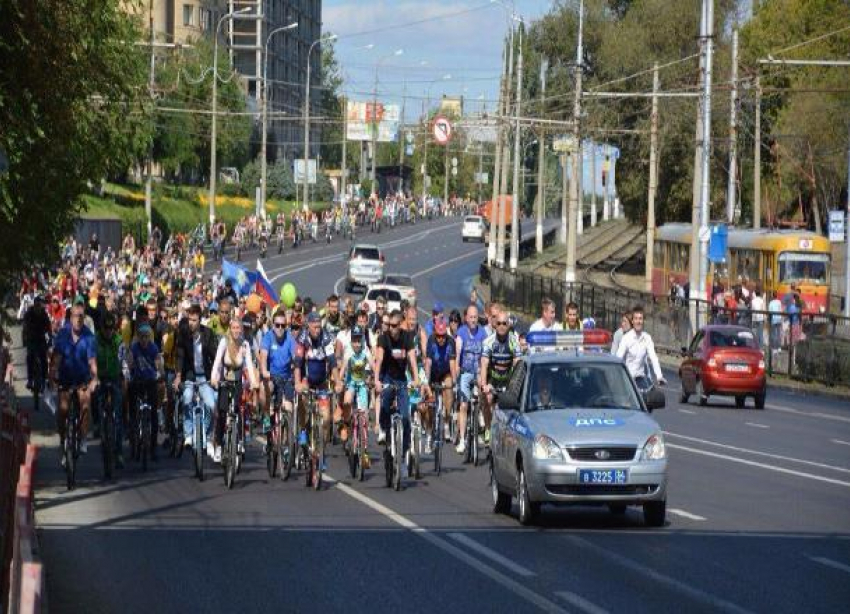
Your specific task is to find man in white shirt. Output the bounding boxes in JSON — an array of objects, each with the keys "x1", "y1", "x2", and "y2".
[
  {"x1": 616, "y1": 306, "x2": 666, "y2": 386},
  {"x1": 529, "y1": 298, "x2": 563, "y2": 333},
  {"x1": 750, "y1": 289, "x2": 766, "y2": 348},
  {"x1": 767, "y1": 292, "x2": 783, "y2": 352}
]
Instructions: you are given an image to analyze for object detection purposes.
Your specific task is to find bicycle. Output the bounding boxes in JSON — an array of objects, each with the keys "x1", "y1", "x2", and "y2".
[
  {"x1": 381, "y1": 382, "x2": 408, "y2": 491},
  {"x1": 276, "y1": 226, "x2": 286, "y2": 254},
  {"x1": 131, "y1": 381, "x2": 156, "y2": 472},
  {"x1": 429, "y1": 382, "x2": 453, "y2": 476},
  {"x1": 266, "y1": 378, "x2": 295, "y2": 481},
  {"x1": 219, "y1": 381, "x2": 243, "y2": 489},
  {"x1": 346, "y1": 380, "x2": 372, "y2": 481},
  {"x1": 98, "y1": 380, "x2": 119, "y2": 479},
  {"x1": 300, "y1": 388, "x2": 327, "y2": 491},
  {"x1": 182, "y1": 381, "x2": 207, "y2": 481},
  {"x1": 59, "y1": 384, "x2": 85, "y2": 490},
  {"x1": 259, "y1": 234, "x2": 269, "y2": 259},
  {"x1": 31, "y1": 350, "x2": 45, "y2": 412},
  {"x1": 464, "y1": 382, "x2": 481, "y2": 467}
]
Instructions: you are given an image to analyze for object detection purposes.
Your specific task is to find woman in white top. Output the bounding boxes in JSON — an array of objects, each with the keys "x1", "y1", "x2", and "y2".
[{"x1": 210, "y1": 318, "x2": 259, "y2": 461}]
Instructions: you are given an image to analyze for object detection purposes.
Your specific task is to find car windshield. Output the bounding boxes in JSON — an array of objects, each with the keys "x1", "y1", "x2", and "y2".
[
  {"x1": 367, "y1": 289, "x2": 401, "y2": 302},
  {"x1": 778, "y1": 252, "x2": 829, "y2": 284},
  {"x1": 465, "y1": 217, "x2": 481, "y2": 224},
  {"x1": 708, "y1": 329, "x2": 758, "y2": 349},
  {"x1": 353, "y1": 248, "x2": 380, "y2": 260},
  {"x1": 384, "y1": 275, "x2": 412, "y2": 287},
  {"x1": 526, "y1": 362, "x2": 642, "y2": 412}
]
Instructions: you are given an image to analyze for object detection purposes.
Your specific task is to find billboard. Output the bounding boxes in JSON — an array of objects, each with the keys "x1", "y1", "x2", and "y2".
[{"x1": 346, "y1": 100, "x2": 400, "y2": 142}]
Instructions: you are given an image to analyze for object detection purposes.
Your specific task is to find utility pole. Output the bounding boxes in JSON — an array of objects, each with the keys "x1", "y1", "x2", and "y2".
[
  {"x1": 497, "y1": 25, "x2": 516, "y2": 268},
  {"x1": 646, "y1": 62, "x2": 660, "y2": 294},
  {"x1": 697, "y1": 0, "x2": 715, "y2": 307},
  {"x1": 590, "y1": 142, "x2": 597, "y2": 227},
  {"x1": 509, "y1": 36, "x2": 524, "y2": 271},
  {"x1": 688, "y1": 2, "x2": 707, "y2": 329},
  {"x1": 536, "y1": 57, "x2": 548, "y2": 254},
  {"x1": 603, "y1": 147, "x2": 610, "y2": 221},
  {"x1": 561, "y1": 153, "x2": 568, "y2": 245},
  {"x1": 145, "y1": 0, "x2": 154, "y2": 239},
  {"x1": 726, "y1": 27, "x2": 739, "y2": 223},
  {"x1": 753, "y1": 74, "x2": 762, "y2": 229},
  {"x1": 341, "y1": 95, "x2": 348, "y2": 207},
  {"x1": 844, "y1": 126, "x2": 850, "y2": 317},
  {"x1": 488, "y1": 40, "x2": 506, "y2": 263},
  {"x1": 444, "y1": 147, "x2": 450, "y2": 206},
  {"x1": 565, "y1": 0, "x2": 584, "y2": 284}
]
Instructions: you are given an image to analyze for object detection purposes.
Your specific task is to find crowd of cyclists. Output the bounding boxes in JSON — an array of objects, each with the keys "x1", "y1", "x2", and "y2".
[{"x1": 9, "y1": 195, "x2": 662, "y2": 489}]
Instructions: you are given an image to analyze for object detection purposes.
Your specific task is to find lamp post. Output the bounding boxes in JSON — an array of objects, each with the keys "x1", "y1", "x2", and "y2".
[
  {"x1": 260, "y1": 22, "x2": 298, "y2": 219},
  {"x1": 302, "y1": 33, "x2": 337, "y2": 213},
  {"x1": 209, "y1": 6, "x2": 252, "y2": 227},
  {"x1": 370, "y1": 49, "x2": 403, "y2": 198}
]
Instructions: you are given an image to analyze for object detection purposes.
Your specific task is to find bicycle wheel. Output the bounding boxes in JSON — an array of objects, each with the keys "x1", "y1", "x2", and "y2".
[
  {"x1": 224, "y1": 427, "x2": 237, "y2": 489},
  {"x1": 434, "y1": 413, "x2": 442, "y2": 476},
  {"x1": 348, "y1": 425, "x2": 358, "y2": 479},
  {"x1": 313, "y1": 413, "x2": 323, "y2": 491},
  {"x1": 471, "y1": 405, "x2": 480, "y2": 467},
  {"x1": 194, "y1": 410, "x2": 204, "y2": 481},
  {"x1": 267, "y1": 421, "x2": 278, "y2": 478},
  {"x1": 235, "y1": 412, "x2": 244, "y2": 476},
  {"x1": 280, "y1": 413, "x2": 292, "y2": 482},
  {"x1": 411, "y1": 417, "x2": 421, "y2": 480},
  {"x1": 102, "y1": 407, "x2": 114, "y2": 480},
  {"x1": 393, "y1": 418, "x2": 403, "y2": 491},
  {"x1": 141, "y1": 410, "x2": 150, "y2": 472},
  {"x1": 65, "y1": 420, "x2": 77, "y2": 491},
  {"x1": 357, "y1": 417, "x2": 367, "y2": 482}
]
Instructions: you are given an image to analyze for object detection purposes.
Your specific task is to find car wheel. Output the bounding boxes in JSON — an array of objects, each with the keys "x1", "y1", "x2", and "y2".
[
  {"x1": 735, "y1": 395, "x2": 746, "y2": 409},
  {"x1": 754, "y1": 387, "x2": 766, "y2": 410},
  {"x1": 695, "y1": 379, "x2": 708, "y2": 406},
  {"x1": 490, "y1": 460, "x2": 511, "y2": 515},
  {"x1": 516, "y1": 463, "x2": 540, "y2": 526},
  {"x1": 608, "y1": 504, "x2": 627, "y2": 516},
  {"x1": 643, "y1": 500, "x2": 666, "y2": 527}
]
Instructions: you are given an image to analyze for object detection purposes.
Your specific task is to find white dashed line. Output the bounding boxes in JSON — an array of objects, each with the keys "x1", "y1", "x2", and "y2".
[
  {"x1": 668, "y1": 508, "x2": 707, "y2": 521},
  {"x1": 745, "y1": 422, "x2": 770, "y2": 429},
  {"x1": 678, "y1": 409, "x2": 696, "y2": 415},
  {"x1": 767, "y1": 404, "x2": 850, "y2": 424},
  {"x1": 831, "y1": 439, "x2": 850, "y2": 447},
  {"x1": 808, "y1": 556, "x2": 850, "y2": 576}
]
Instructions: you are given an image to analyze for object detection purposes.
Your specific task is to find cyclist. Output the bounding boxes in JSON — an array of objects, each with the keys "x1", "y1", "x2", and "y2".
[
  {"x1": 95, "y1": 313, "x2": 124, "y2": 468},
  {"x1": 479, "y1": 306, "x2": 522, "y2": 445},
  {"x1": 293, "y1": 312, "x2": 338, "y2": 456},
  {"x1": 322, "y1": 294, "x2": 343, "y2": 338},
  {"x1": 615, "y1": 306, "x2": 666, "y2": 388},
  {"x1": 454, "y1": 304, "x2": 487, "y2": 455},
  {"x1": 126, "y1": 323, "x2": 164, "y2": 461},
  {"x1": 336, "y1": 326, "x2": 373, "y2": 451},
  {"x1": 50, "y1": 300, "x2": 98, "y2": 462},
  {"x1": 23, "y1": 295, "x2": 51, "y2": 391},
  {"x1": 423, "y1": 315, "x2": 457, "y2": 451},
  {"x1": 160, "y1": 308, "x2": 180, "y2": 450},
  {"x1": 173, "y1": 304, "x2": 219, "y2": 451},
  {"x1": 374, "y1": 309, "x2": 421, "y2": 477},
  {"x1": 259, "y1": 308, "x2": 297, "y2": 446},
  {"x1": 211, "y1": 318, "x2": 260, "y2": 463},
  {"x1": 208, "y1": 297, "x2": 233, "y2": 339}
]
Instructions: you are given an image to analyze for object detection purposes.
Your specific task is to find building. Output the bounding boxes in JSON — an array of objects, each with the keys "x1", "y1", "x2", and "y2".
[{"x1": 129, "y1": 1, "x2": 323, "y2": 164}]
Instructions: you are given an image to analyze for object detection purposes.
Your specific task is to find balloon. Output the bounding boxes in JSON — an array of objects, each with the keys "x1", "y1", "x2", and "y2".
[
  {"x1": 280, "y1": 282, "x2": 297, "y2": 308},
  {"x1": 245, "y1": 293, "x2": 263, "y2": 314}
]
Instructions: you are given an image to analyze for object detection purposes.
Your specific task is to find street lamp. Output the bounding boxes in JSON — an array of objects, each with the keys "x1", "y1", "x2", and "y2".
[
  {"x1": 370, "y1": 48, "x2": 403, "y2": 198},
  {"x1": 260, "y1": 21, "x2": 298, "y2": 219},
  {"x1": 208, "y1": 6, "x2": 252, "y2": 226},
  {"x1": 302, "y1": 32, "x2": 337, "y2": 212}
]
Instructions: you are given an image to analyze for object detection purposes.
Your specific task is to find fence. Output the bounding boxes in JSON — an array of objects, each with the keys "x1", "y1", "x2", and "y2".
[
  {"x1": 1, "y1": 381, "x2": 42, "y2": 613},
  {"x1": 489, "y1": 264, "x2": 850, "y2": 388}
]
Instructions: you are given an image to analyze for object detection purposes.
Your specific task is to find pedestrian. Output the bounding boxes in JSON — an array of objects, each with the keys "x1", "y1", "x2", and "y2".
[
  {"x1": 529, "y1": 297, "x2": 563, "y2": 333},
  {"x1": 611, "y1": 312, "x2": 632, "y2": 356},
  {"x1": 750, "y1": 289, "x2": 766, "y2": 349}
]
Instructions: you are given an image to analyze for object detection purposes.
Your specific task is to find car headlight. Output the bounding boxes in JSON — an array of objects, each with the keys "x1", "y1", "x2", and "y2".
[
  {"x1": 642, "y1": 433, "x2": 666, "y2": 461},
  {"x1": 533, "y1": 435, "x2": 564, "y2": 461}
]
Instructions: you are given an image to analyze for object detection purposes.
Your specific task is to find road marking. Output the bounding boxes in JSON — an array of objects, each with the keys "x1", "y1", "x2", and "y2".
[
  {"x1": 563, "y1": 535, "x2": 754, "y2": 614},
  {"x1": 666, "y1": 443, "x2": 850, "y2": 488},
  {"x1": 668, "y1": 508, "x2": 707, "y2": 521},
  {"x1": 744, "y1": 422, "x2": 770, "y2": 429},
  {"x1": 326, "y1": 475, "x2": 567, "y2": 613},
  {"x1": 554, "y1": 591, "x2": 610, "y2": 614},
  {"x1": 768, "y1": 404, "x2": 850, "y2": 424},
  {"x1": 448, "y1": 532, "x2": 536, "y2": 577},
  {"x1": 808, "y1": 556, "x2": 850, "y2": 575},
  {"x1": 411, "y1": 250, "x2": 483, "y2": 279},
  {"x1": 664, "y1": 431, "x2": 850, "y2": 474},
  {"x1": 832, "y1": 439, "x2": 850, "y2": 447},
  {"x1": 678, "y1": 409, "x2": 696, "y2": 415}
]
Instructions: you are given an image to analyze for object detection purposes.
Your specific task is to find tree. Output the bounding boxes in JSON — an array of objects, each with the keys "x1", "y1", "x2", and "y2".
[
  {"x1": 319, "y1": 39, "x2": 345, "y2": 170},
  {"x1": 0, "y1": 0, "x2": 148, "y2": 289}
]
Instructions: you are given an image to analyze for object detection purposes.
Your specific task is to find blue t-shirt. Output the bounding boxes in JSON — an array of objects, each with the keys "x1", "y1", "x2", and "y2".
[
  {"x1": 130, "y1": 341, "x2": 160, "y2": 381},
  {"x1": 261, "y1": 329, "x2": 296, "y2": 379},
  {"x1": 294, "y1": 330, "x2": 336, "y2": 386},
  {"x1": 457, "y1": 324, "x2": 487, "y2": 375},
  {"x1": 425, "y1": 334, "x2": 456, "y2": 380},
  {"x1": 54, "y1": 325, "x2": 97, "y2": 386}
]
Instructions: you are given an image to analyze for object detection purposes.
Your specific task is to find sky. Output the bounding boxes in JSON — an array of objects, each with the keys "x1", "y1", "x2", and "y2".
[{"x1": 323, "y1": 0, "x2": 553, "y2": 122}]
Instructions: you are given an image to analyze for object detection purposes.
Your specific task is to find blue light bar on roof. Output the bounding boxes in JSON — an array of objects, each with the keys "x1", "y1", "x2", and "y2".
[{"x1": 526, "y1": 329, "x2": 612, "y2": 352}]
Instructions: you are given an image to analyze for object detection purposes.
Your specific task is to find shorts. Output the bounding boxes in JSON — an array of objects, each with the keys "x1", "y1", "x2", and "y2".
[
  {"x1": 459, "y1": 372, "x2": 477, "y2": 403},
  {"x1": 345, "y1": 380, "x2": 370, "y2": 411}
]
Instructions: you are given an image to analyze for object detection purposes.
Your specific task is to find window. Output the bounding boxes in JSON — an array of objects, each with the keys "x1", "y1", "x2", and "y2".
[
  {"x1": 199, "y1": 7, "x2": 212, "y2": 31},
  {"x1": 182, "y1": 4, "x2": 195, "y2": 27},
  {"x1": 526, "y1": 363, "x2": 641, "y2": 412},
  {"x1": 708, "y1": 329, "x2": 758, "y2": 349},
  {"x1": 778, "y1": 252, "x2": 829, "y2": 284}
]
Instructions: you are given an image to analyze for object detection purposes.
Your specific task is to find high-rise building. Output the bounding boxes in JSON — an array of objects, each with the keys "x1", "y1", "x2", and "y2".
[{"x1": 129, "y1": 1, "x2": 323, "y2": 164}]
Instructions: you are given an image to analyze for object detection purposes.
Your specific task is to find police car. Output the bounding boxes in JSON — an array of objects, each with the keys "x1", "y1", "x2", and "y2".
[{"x1": 489, "y1": 330, "x2": 668, "y2": 526}]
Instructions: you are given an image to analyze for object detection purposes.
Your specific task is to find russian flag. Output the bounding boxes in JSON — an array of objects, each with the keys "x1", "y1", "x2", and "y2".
[{"x1": 255, "y1": 260, "x2": 279, "y2": 306}]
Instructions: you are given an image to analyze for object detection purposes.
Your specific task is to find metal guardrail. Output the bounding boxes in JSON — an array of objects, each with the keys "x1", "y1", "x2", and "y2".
[{"x1": 488, "y1": 264, "x2": 850, "y2": 388}]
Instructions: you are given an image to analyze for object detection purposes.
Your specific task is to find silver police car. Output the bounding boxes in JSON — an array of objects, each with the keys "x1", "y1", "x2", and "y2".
[{"x1": 490, "y1": 336, "x2": 668, "y2": 526}]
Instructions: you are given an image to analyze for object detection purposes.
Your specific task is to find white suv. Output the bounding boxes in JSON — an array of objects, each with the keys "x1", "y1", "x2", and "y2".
[
  {"x1": 346, "y1": 244, "x2": 385, "y2": 292},
  {"x1": 462, "y1": 215, "x2": 486, "y2": 242}
]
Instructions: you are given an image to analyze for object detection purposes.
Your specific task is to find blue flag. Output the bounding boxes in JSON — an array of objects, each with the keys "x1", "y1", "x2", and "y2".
[{"x1": 222, "y1": 259, "x2": 257, "y2": 297}]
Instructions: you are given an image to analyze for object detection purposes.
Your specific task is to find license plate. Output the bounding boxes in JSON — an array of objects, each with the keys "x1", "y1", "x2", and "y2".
[
  {"x1": 726, "y1": 364, "x2": 749, "y2": 373},
  {"x1": 579, "y1": 469, "x2": 628, "y2": 484}
]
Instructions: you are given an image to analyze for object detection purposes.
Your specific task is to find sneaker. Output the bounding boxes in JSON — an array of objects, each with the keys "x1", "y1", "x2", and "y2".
[
  {"x1": 483, "y1": 428, "x2": 491, "y2": 445},
  {"x1": 377, "y1": 429, "x2": 386, "y2": 445},
  {"x1": 444, "y1": 422, "x2": 451, "y2": 442},
  {"x1": 363, "y1": 452, "x2": 371, "y2": 469},
  {"x1": 80, "y1": 438, "x2": 88, "y2": 454},
  {"x1": 60, "y1": 454, "x2": 67, "y2": 469},
  {"x1": 455, "y1": 440, "x2": 466, "y2": 455},
  {"x1": 116, "y1": 453, "x2": 125, "y2": 469},
  {"x1": 213, "y1": 446, "x2": 222, "y2": 463},
  {"x1": 206, "y1": 441, "x2": 215, "y2": 458}
]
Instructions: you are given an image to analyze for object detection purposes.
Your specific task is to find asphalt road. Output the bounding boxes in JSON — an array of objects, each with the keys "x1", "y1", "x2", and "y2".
[{"x1": 27, "y1": 217, "x2": 850, "y2": 614}]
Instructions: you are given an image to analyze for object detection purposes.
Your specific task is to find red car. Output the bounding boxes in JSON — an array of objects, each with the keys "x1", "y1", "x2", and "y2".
[{"x1": 679, "y1": 325, "x2": 767, "y2": 409}]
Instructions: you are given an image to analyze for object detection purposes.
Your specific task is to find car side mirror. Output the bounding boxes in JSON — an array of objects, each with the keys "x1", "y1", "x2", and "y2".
[
  {"x1": 645, "y1": 388, "x2": 666, "y2": 411},
  {"x1": 497, "y1": 390, "x2": 519, "y2": 411}
]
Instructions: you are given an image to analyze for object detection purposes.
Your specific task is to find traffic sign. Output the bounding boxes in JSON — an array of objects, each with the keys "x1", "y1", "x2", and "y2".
[
  {"x1": 433, "y1": 115, "x2": 452, "y2": 145},
  {"x1": 829, "y1": 210, "x2": 845, "y2": 242}
]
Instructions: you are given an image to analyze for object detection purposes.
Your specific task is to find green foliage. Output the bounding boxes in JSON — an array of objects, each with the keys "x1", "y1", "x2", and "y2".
[
  {"x1": 242, "y1": 156, "x2": 296, "y2": 201},
  {"x1": 319, "y1": 39, "x2": 345, "y2": 169},
  {"x1": 0, "y1": 0, "x2": 148, "y2": 289}
]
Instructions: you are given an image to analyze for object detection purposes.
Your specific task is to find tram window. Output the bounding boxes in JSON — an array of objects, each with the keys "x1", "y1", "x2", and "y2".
[
  {"x1": 778, "y1": 252, "x2": 829, "y2": 283},
  {"x1": 654, "y1": 241, "x2": 665, "y2": 269},
  {"x1": 734, "y1": 249, "x2": 759, "y2": 281}
]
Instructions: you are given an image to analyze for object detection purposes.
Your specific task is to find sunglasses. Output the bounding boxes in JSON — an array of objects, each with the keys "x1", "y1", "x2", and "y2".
[
  {"x1": 273, "y1": 322, "x2": 286, "y2": 329},
  {"x1": 389, "y1": 322, "x2": 400, "y2": 329},
  {"x1": 496, "y1": 321, "x2": 509, "y2": 326}
]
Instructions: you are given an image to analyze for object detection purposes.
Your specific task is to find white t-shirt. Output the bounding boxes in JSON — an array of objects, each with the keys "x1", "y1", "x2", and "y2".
[
  {"x1": 529, "y1": 319, "x2": 563, "y2": 333},
  {"x1": 616, "y1": 329, "x2": 663, "y2": 381},
  {"x1": 750, "y1": 295, "x2": 765, "y2": 322}
]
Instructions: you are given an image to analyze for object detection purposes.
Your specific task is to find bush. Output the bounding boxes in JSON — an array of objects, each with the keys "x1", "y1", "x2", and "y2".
[{"x1": 219, "y1": 181, "x2": 244, "y2": 197}]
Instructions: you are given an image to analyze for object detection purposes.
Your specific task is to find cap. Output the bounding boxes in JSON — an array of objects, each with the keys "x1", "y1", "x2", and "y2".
[
  {"x1": 209, "y1": 301, "x2": 219, "y2": 312},
  {"x1": 432, "y1": 301, "x2": 444, "y2": 314},
  {"x1": 434, "y1": 316, "x2": 448, "y2": 335},
  {"x1": 225, "y1": 279, "x2": 233, "y2": 287},
  {"x1": 306, "y1": 311, "x2": 321, "y2": 324}
]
